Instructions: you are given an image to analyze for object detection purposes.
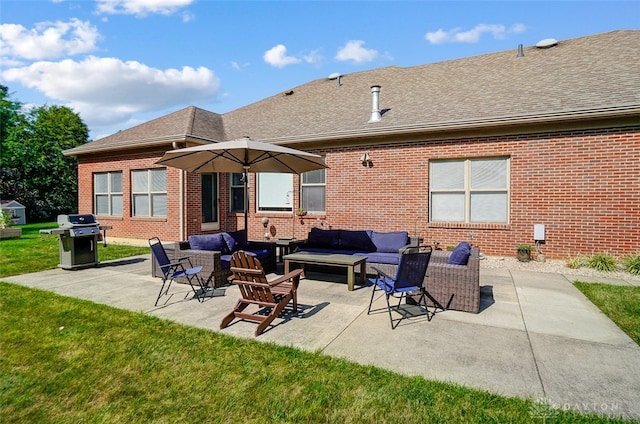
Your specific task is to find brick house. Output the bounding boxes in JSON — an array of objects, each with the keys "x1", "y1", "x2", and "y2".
[{"x1": 64, "y1": 30, "x2": 640, "y2": 259}]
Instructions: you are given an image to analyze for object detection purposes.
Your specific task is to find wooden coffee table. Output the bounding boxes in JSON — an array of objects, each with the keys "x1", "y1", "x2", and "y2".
[{"x1": 283, "y1": 252, "x2": 367, "y2": 291}]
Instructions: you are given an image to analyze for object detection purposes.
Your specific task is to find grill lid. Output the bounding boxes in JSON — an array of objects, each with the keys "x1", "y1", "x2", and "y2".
[{"x1": 57, "y1": 214, "x2": 99, "y2": 228}]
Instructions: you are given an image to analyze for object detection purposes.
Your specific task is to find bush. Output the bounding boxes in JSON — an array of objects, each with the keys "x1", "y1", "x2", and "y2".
[
  {"x1": 623, "y1": 252, "x2": 640, "y2": 275},
  {"x1": 566, "y1": 255, "x2": 587, "y2": 269},
  {"x1": 586, "y1": 251, "x2": 618, "y2": 272}
]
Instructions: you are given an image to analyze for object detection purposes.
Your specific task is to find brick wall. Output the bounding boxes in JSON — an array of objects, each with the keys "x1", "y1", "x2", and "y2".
[{"x1": 77, "y1": 126, "x2": 640, "y2": 258}]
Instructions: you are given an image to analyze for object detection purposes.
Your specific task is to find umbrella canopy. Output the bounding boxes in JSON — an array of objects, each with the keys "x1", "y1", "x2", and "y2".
[
  {"x1": 156, "y1": 137, "x2": 328, "y2": 231},
  {"x1": 156, "y1": 136, "x2": 327, "y2": 174}
]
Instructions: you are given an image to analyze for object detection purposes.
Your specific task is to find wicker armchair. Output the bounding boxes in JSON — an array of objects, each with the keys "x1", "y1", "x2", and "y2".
[
  {"x1": 174, "y1": 242, "x2": 230, "y2": 288},
  {"x1": 419, "y1": 246, "x2": 481, "y2": 313},
  {"x1": 174, "y1": 240, "x2": 277, "y2": 289}
]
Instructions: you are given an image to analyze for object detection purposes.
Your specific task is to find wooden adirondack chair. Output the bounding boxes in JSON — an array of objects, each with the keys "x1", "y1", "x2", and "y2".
[{"x1": 220, "y1": 250, "x2": 303, "y2": 336}]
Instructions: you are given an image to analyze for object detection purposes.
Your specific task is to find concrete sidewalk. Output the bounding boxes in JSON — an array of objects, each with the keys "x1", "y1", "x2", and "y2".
[{"x1": 3, "y1": 255, "x2": 640, "y2": 420}]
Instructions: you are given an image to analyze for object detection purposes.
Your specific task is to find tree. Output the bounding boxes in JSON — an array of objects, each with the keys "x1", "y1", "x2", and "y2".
[{"x1": 0, "y1": 86, "x2": 89, "y2": 221}]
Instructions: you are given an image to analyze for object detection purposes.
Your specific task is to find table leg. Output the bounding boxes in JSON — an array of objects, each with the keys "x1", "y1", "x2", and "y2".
[
  {"x1": 359, "y1": 262, "x2": 366, "y2": 284},
  {"x1": 284, "y1": 259, "x2": 290, "y2": 274},
  {"x1": 347, "y1": 265, "x2": 354, "y2": 291}
]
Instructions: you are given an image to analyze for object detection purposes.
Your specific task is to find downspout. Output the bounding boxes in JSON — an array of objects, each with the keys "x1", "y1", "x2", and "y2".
[{"x1": 179, "y1": 169, "x2": 185, "y2": 241}]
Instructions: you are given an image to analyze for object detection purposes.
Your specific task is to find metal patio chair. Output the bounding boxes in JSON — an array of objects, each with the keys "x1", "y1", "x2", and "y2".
[
  {"x1": 367, "y1": 248, "x2": 440, "y2": 329},
  {"x1": 149, "y1": 237, "x2": 206, "y2": 306}
]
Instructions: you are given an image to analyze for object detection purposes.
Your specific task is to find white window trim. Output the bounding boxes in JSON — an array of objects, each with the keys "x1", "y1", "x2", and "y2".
[
  {"x1": 131, "y1": 168, "x2": 167, "y2": 217},
  {"x1": 94, "y1": 171, "x2": 123, "y2": 216},
  {"x1": 429, "y1": 157, "x2": 510, "y2": 224}
]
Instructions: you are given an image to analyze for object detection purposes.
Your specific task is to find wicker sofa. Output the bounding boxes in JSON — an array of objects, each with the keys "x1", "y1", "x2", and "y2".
[
  {"x1": 412, "y1": 245, "x2": 481, "y2": 314},
  {"x1": 294, "y1": 228, "x2": 418, "y2": 274},
  {"x1": 168, "y1": 230, "x2": 276, "y2": 288}
]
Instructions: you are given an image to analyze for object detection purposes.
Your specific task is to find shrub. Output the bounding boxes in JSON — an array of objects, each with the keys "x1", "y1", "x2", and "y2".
[
  {"x1": 566, "y1": 255, "x2": 587, "y2": 269},
  {"x1": 623, "y1": 252, "x2": 640, "y2": 275},
  {"x1": 586, "y1": 251, "x2": 618, "y2": 272}
]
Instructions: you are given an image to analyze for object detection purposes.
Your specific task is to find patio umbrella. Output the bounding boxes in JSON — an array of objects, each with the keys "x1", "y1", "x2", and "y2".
[{"x1": 156, "y1": 136, "x2": 328, "y2": 232}]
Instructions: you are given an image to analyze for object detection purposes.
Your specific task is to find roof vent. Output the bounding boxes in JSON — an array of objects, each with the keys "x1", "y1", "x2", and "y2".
[
  {"x1": 536, "y1": 38, "x2": 558, "y2": 49},
  {"x1": 516, "y1": 44, "x2": 524, "y2": 57},
  {"x1": 368, "y1": 85, "x2": 382, "y2": 123},
  {"x1": 328, "y1": 72, "x2": 342, "y2": 87}
]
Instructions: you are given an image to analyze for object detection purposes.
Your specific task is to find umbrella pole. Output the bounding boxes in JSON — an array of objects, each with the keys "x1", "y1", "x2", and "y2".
[{"x1": 243, "y1": 166, "x2": 249, "y2": 233}]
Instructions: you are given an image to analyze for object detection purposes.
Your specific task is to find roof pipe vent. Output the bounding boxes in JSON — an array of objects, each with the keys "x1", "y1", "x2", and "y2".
[
  {"x1": 516, "y1": 44, "x2": 524, "y2": 57},
  {"x1": 368, "y1": 85, "x2": 382, "y2": 123}
]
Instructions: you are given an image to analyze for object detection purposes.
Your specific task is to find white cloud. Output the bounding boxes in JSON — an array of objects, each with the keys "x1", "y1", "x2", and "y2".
[
  {"x1": 1, "y1": 56, "x2": 220, "y2": 127},
  {"x1": 0, "y1": 19, "x2": 101, "y2": 60},
  {"x1": 263, "y1": 44, "x2": 301, "y2": 68},
  {"x1": 230, "y1": 61, "x2": 250, "y2": 71},
  {"x1": 181, "y1": 11, "x2": 195, "y2": 23},
  {"x1": 303, "y1": 49, "x2": 323, "y2": 65},
  {"x1": 335, "y1": 40, "x2": 378, "y2": 63},
  {"x1": 95, "y1": 0, "x2": 194, "y2": 16},
  {"x1": 425, "y1": 24, "x2": 526, "y2": 44}
]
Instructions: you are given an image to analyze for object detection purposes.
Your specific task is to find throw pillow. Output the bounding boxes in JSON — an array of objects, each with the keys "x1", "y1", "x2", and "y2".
[
  {"x1": 224, "y1": 229, "x2": 248, "y2": 252},
  {"x1": 370, "y1": 231, "x2": 409, "y2": 253},
  {"x1": 188, "y1": 234, "x2": 228, "y2": 252},
  {"x1": 340, "y1": 230, "x2": 375, "y2": 252},
  {"x1": 308, "y1": 228, "x2": 340, "y2": 248},
  {"x1": 448, "y1": 241, "x2": 471, "y2": 265}
]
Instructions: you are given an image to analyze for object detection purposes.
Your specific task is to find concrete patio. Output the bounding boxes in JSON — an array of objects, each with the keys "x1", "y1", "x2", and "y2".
[{"x1": 3, "y1": 254, "x2": 640, "y2": 420}]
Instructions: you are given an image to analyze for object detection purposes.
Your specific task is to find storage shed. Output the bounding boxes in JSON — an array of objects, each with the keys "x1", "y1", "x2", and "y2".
[{"x1": 1, "y1": 200, "x2": 26, "y2": 225}]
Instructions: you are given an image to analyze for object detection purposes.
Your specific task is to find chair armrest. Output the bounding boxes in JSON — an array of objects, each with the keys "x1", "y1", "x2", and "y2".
[{"x1": 270, "y1": 268, "x2": 303, "y2": 286}]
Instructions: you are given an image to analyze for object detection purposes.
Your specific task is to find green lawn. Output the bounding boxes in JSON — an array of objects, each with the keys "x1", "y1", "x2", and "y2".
[
  {"x1": 1, "y1": 282, "x2": 625, "y2": 424},
  {"x1": 574, "y1": 282, "x2": 640, "y2": 345},
  {"x1": 0, "y1": 222, "x2": 149, "y2": 278},
  {"x1": 0, "y1": 223, "x2": 636, "y2": 423}
]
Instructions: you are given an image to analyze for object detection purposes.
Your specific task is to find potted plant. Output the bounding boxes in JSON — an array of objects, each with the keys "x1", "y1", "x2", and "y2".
[
  {"x1": 516, "y1": 244, "x2": 534, "y2": 262},
  {"x1": 0, "y1": 210, "x2": 22, "y2": 239},
  {"x1": 296, "y1": 207, "x2": 307, "y2": 217}
]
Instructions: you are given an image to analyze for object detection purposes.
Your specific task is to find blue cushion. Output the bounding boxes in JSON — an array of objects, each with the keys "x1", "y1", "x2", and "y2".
[
  {"x1": 448, "y1": 241, "x2": 471, "y2": 265},
  {"x1": 220, "y1": 254, "x2": 233, "y2": 269},
  {"x1": 188, "y1": 234, "x2": 228, "y2": 252},
  {"x1": 307, "y1": 228, "x2": 341, "y2": 248},
  {"x1": 296, "y1": 247, "x2": 359, "y2": 255},
  {"x1": 358, "y1": 251, "x2": 401, "y2": 265},
  {"x1": 224, "y1": 230, "x2": 247, "y2": 252},
  {"x1": 370, "y1": 231, "x2": 409, "y2": 253},
  {"x1": 340, "y1": 230, "x2": 375, "y2": 252},
  {"x1": 246, "y1": 248, "x2": 270, "y2": 259},
  {"x1": 221, "y1": 250, "x2": 257, "y2": 269}
]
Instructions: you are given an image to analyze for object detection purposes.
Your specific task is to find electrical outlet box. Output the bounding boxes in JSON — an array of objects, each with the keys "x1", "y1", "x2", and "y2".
[{"x1": 534, "y1": 224, "x2": 545, "y2": 241}]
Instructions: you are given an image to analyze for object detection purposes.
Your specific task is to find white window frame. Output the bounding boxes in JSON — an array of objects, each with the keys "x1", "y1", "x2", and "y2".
[
  {"x1": 94, "y1": 171, "x2": 123, "y2": 216},
  {"x1": 301, "y1": 162, "x2": 326, "y2": 213},
  {"x1": 257, "y1": 173, "x2": 293, "y2": 212},
  {"x1": 131, "y1": 168, "x2": 167, "y2": 217},
  {"x1": 429, "y1": 157, "x2": 510, "y2": 224}
]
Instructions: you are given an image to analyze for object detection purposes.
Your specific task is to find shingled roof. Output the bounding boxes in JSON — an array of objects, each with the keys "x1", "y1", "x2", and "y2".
[
  {"x1": 66, "y1": 30, "x2": 639, "y2": 156},
  {"x1": 66, "y1": 105, "x2": 224, "y2": 155}
]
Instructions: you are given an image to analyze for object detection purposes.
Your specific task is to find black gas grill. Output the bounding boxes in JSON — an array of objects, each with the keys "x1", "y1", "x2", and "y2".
[{"x1": 43, "y1": 214, "x2": 110, "y2": 270}]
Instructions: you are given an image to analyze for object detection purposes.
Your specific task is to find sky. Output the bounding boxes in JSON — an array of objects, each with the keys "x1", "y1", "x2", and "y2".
[{"x1": 1, "y1": 1, "x2": 638, "y2": 141}]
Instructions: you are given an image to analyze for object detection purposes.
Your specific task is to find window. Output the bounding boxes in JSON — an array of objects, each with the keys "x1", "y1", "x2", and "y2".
[
  {"x1": 201, "y1": 174, "x2": 219, "y2": 224},
  {"x1": 230, "y1": 173, "x2": 245, "y2": 213},
  {"x1": 301, "y1": 167, "x2": 325, "y2": 212},
  {"x1": 132, "y1": 168, "x2": 167, "y2": 217},
  {"x1": 94, "y1": 172, "x2": 123, "y2": 216},
  {"x1": 430, "y1": 158, "x2": 509, "y2": 223},
  {"x1": 258, "y1": 173, "x2": 293, "y2": 212}
]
